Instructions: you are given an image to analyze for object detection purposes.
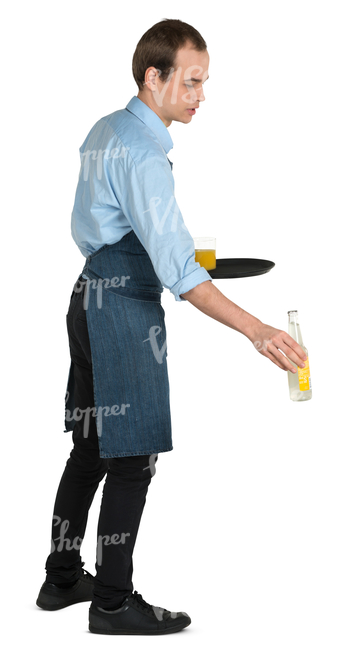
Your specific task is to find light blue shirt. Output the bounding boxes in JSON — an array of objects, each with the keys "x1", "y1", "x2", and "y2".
[{"x1": 71, "y1": 96, "x2": 212, "y2": 301}]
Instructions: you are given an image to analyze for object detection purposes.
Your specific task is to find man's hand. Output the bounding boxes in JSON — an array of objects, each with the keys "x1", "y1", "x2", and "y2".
[
  {"x1": 244, "y1": 322, "x2": 307, "y2": 373},
  {"x1": 181, "y1": 281, "x2": 307, "y2": 373}
]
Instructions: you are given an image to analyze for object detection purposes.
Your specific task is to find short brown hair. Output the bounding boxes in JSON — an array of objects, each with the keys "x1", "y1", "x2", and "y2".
[{"x1": 132, "y1": 19, "x2": 207, "y2": 91}]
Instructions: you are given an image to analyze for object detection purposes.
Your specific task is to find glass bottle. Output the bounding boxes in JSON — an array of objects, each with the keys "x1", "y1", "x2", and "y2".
[{"x1": 287, "y1": 310, "x2": 312, "y2": 401}]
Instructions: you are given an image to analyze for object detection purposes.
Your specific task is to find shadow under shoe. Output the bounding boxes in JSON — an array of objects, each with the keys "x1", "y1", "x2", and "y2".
[
  {"x1": 36, "y1": 569, "x2": 94, "y2": 611},
  {"x1": 89, "y1": 590, "x2": 191, "y2": 635}
]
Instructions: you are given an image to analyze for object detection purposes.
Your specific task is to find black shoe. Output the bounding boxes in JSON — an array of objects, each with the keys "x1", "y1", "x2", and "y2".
[
  {"x1": 89, "y1": 590, "x2": 191, "y2": 635},
  {"x1": 36, "y1": 568, "x2": 94, "y2": 610}
]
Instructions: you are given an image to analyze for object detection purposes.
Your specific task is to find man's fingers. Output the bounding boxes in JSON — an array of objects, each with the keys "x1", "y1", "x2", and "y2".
[
  {"x1": 260, "y1": 350, "x2": 287, "y2": 371},
  {"x1": 261, "y1": 342, "x2": 297, "y2": 372},
  {"x1": 252, "y1": 327, "x2": 307, "y2": 373},
  {"x1": 266, "y1": 334, "x2": 307, "y2": 369},
  {"x1": 282, "y1": 333, "x2": 307, "y2": 361}
]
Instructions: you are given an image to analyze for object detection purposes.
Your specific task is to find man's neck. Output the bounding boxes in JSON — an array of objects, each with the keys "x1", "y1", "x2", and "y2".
[{"x1": 136, "y1": 92, "x2": 171, "y2": 128}]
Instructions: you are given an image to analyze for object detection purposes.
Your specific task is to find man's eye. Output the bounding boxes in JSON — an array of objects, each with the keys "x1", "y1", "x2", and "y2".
[{"x1": 185, "y1": 84, "x2": 193, "y2": 88}]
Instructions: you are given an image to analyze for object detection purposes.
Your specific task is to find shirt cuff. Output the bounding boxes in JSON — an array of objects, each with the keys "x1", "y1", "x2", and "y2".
[{"x1": 170, "y1": 266, "x2": 213, "y2": 302}]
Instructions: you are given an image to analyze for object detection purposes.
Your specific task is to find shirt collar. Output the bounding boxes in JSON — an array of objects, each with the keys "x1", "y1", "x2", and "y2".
[{"x1": 126, "y1": 96, "x2": 173, "y2": 154}]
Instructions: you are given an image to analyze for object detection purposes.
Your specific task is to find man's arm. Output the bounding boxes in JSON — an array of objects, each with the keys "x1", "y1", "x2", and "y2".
[
  {"x1": 180, "y1": 281, "x2": 307, "y2": 373},
  {"x1": 117, "y1": 154, "x2": 212, "y2": 301}
]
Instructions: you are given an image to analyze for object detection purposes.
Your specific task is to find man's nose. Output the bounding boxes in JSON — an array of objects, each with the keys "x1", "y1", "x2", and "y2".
[{"x1": 197, "y1": 86, "x2": 205, "y2": 102}]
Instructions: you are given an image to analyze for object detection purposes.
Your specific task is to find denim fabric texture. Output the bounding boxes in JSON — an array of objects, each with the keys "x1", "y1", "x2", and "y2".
[{"x1": 64, "y1": 230, "x2": 173, "y2": 458}]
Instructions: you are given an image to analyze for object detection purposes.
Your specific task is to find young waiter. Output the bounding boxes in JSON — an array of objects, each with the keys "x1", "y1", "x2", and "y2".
[{"x1": 36, "y1": 18, "x2": 307, "y2": 635}]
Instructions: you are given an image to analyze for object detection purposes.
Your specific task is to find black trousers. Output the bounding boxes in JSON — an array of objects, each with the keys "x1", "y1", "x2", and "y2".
[{"x1": 45, "y1": 278, "x2": 157, "y2": 609}]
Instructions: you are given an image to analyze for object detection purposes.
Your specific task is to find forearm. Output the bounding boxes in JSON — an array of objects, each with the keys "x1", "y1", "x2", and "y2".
[{"x1": 180, "y1": 281, "x2": 262, "y2": 339}]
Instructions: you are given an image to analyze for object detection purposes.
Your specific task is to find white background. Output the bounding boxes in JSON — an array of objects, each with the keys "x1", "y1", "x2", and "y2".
[{"x1": 2, "y1": 1, "x2": 347, "y2": 648}]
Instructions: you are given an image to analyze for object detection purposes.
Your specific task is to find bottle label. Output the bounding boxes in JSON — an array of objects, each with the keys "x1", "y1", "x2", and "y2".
[{"x1": 298, "y1": 358, "x2": 311, "y2": 391}]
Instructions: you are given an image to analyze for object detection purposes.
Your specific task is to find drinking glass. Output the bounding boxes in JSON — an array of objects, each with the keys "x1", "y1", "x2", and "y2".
[{"x1": 194, "y1": 237, "x2": 216, "y2": 270}]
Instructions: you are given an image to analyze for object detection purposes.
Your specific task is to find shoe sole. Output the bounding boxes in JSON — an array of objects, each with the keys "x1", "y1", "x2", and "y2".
[
  {"x1": 36, "y1": 595, "x2": 92, "y2": 611},
  {"x1": 36, "y1": 577, "x2": 94, "y2": 610},
  {"x1": 89, "y1": 620, "x2": 191, "y2": 635}
]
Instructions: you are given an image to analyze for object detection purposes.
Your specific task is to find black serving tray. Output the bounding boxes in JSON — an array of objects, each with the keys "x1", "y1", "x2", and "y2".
[{"x1": 207, "y1": 258, "x2": 275, "y2": 279}]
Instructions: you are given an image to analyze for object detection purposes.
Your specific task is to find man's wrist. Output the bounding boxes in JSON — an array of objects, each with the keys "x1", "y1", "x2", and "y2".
[{"x1": 240, "y1": 315, "x2": 263, "y2": 341}]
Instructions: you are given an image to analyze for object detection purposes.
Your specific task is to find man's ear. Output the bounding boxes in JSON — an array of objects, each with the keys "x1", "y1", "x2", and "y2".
[{"x1": 144, "y1": 66, "x2": 159, "y2": 91}]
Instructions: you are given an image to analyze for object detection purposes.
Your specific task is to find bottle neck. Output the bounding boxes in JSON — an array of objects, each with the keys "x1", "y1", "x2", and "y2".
[{"x1": 288, "y1": 311, "x2": 304, "y2": 345}]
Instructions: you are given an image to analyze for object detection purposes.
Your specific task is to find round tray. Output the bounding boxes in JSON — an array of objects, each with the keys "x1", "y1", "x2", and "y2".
[{"x1": 207, "y1": 258, "x2": 275, "y2": 279}]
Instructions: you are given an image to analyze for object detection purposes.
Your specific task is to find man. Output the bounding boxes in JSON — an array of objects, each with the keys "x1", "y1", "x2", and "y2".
[{"x1": 36, "y1": 19, "x2": 307, "y2": 635}]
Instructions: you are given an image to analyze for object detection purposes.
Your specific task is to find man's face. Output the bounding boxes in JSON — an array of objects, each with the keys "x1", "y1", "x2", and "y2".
[{"x1": 142, "y1": 43, "x2": 210, "y2": 127}]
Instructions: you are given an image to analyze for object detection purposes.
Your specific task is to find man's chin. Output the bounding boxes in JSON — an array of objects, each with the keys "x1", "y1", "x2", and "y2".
[{"x1": 172, "y1": 112, "x2": 193, "y2": 124}]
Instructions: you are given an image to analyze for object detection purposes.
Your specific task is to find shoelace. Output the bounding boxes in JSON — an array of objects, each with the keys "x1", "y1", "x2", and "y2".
[{"x1": 130, "y1": 591, "x2": 155, "y2": 614}]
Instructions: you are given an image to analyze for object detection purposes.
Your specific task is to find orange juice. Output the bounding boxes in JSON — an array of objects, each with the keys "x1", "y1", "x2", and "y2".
[{"x1": 195, "y1": 249, "x2": 216, "y2": 270}]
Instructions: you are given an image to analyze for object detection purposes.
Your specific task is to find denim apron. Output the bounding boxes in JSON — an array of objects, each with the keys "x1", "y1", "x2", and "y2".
[{"x1": 64, "y1": 230, "x2": 172, "y2": 458}]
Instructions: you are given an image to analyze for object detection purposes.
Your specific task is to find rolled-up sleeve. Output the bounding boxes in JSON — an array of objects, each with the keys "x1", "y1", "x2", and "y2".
[{"x1": 116, "y1": 153, "x2": 212, "y2": 301}]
